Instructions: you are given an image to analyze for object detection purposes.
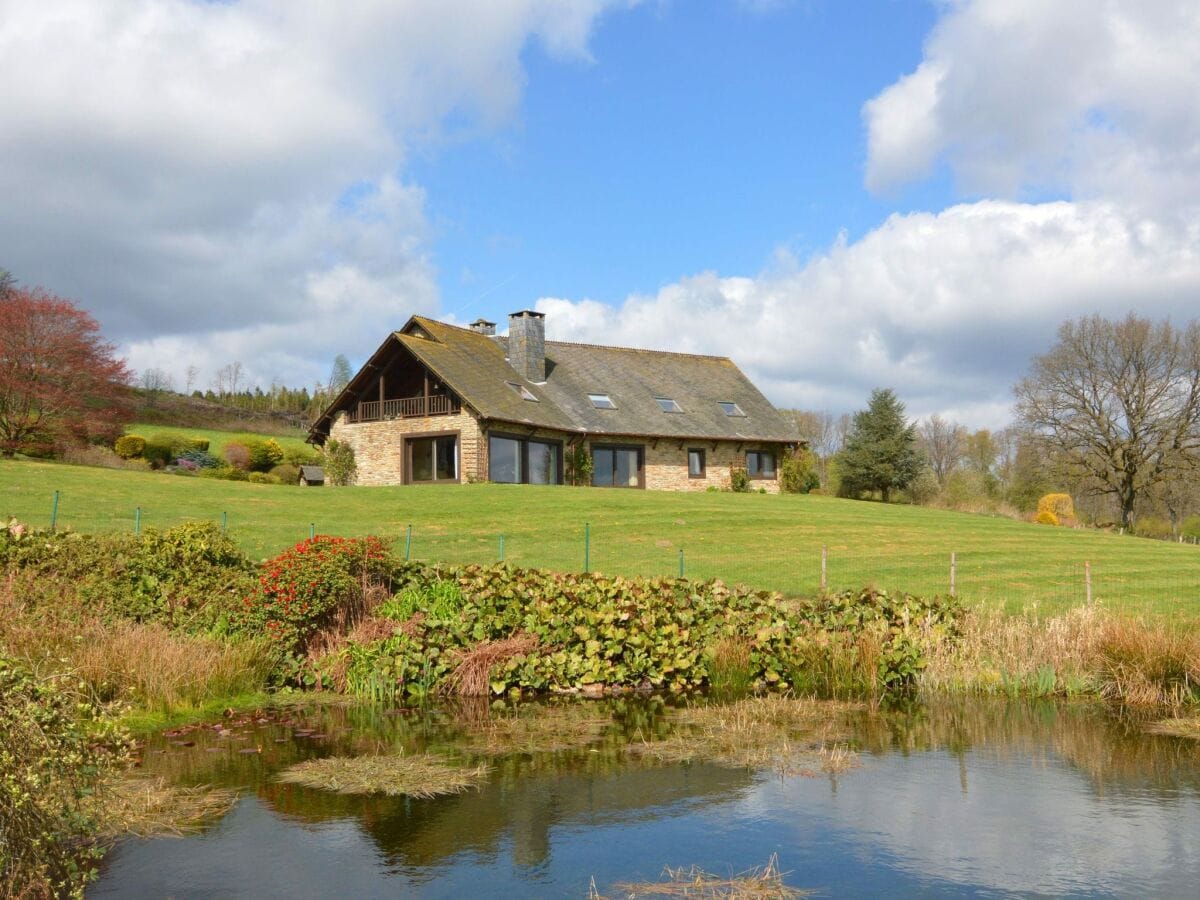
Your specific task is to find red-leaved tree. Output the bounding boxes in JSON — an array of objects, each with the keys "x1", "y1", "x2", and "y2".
[{"x1": 0, "y1": 287, "x2": 133, "y2": 456}]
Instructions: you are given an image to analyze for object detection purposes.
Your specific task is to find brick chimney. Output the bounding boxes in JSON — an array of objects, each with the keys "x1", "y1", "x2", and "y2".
[
  {"x1": 508, "y1": 310, "x2": 546, "y2": 382},
  {"x1": 468, "y1": 318, "x2": 496, "y2": 336}
]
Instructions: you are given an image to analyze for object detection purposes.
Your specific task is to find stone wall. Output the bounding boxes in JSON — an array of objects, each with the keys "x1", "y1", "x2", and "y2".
[
  {"x1": 329, "y1": 407, "x2": 484, "y2": 486},
  {"x1": 333, "y1": 413, "x2": 785, "y2": 493}
]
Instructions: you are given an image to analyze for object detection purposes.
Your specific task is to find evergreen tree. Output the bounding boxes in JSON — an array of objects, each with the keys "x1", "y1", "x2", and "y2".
[{"x1": 837, "y1": 388, "x2": 922, "y2": 502}]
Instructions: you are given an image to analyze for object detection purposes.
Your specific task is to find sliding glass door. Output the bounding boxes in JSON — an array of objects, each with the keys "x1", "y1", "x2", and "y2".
[{"x1": 408, "y1": 434, "x2": 458, "y2": 483}]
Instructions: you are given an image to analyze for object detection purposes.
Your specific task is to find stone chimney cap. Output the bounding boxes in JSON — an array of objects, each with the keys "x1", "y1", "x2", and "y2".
[
  {"x1": 469, "y1": 318, "x2": 496, "y2": 327},
  {"x1": 509, "y1": 309, "x2": 545, "y2": 319}
]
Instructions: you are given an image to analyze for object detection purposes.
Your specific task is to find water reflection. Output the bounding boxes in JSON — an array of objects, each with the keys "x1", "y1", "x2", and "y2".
[{"x1": 94, "y1": 698, "x2": 1200, "y2": 898}]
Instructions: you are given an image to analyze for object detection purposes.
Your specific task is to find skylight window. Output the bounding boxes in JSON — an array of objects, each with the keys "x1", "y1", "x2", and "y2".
[
  {"x1": 588, "y1": 393, "x2": 617, "y2": 409},
  {"x1": 507, "y1": 381, "x2": 539, "y2": 402},
  {"x1": 719, "y1": 401, "x2": 746, "y2": 417},
  {"x1": 656, "y1": 397, "x2": 683, "y2": 413}
]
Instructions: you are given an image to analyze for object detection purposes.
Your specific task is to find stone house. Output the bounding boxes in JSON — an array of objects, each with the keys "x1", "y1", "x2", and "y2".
[{"x1": 308, "y1": 311, "x2": 799, "y2": 491}]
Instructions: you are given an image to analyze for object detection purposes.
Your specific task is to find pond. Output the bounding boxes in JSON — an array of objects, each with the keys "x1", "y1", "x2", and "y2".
[{"x1": 92, "y1": 697, "x2": 1200, "y2": 898}]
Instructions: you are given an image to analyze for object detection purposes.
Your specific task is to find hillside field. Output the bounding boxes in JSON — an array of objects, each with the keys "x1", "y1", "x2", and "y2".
[
  {"x1": 3, "y1": 456, "x2": 1198, "y2": 620},
  {"x1": 127, "y1": 423, "x2": 313, "y2": 459}
]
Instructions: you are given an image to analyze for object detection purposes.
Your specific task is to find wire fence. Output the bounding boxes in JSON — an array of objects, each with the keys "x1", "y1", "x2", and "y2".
[{"x1": 16, "y1": 489, "x2": 1200, "y2": 621}]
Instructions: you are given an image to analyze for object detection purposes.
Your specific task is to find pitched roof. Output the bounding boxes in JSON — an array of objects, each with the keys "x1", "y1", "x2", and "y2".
[{"x1": 310, "y1": 316, "x2": 798, "y2": 443}]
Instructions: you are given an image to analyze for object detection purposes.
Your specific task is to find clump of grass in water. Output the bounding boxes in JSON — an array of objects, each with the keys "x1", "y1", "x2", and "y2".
[
  {"x1": 595, "y1": 854, "x2": 806, "y2": 898},
  {"x1": 96, "y1": 776, "x2": 235, "y2": 840},
  {"x1": 277, "y1": 753, "x2": 490, "y2": 798},
  {"x1": 705, "y1": 638, "x2": 754, "y2": 700},
  {"x1": 1146, "y1": 717, "x2": 1200, "y2": 740},
  {"x1": 457, "y1": 703, "x2": 613, "y2": 755},
  {"x1": 628, "y1": 695, "x2": 861, "y2": 776}
]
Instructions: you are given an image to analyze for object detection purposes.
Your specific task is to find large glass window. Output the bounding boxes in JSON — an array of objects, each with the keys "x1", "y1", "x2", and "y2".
[
  {"x1": 409, "y1": 435, "x2": 458, "y2": 483},
  {"x1": 488, "y1": 434, "x2": 562, "y2": 485},
  {"x1": 747, "y1": 450, "x2": 776, "y2": 479},
  {"x1": 489, "y1": 436, "x2": 522, "y2": 483},
  {"x1": 592, "y1": 445, "x2": 643, "y2": 488}
]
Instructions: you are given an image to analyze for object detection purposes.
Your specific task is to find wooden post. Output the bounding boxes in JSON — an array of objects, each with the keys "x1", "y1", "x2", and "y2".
[
  {"x1": 820, "y1": 546, "x2": 827, "y2": 593},
  {"x1": 950, "y1": 552, "x2": 957, "y2": 598},
  {"x1": 1085, "y1": 560, "x2": 1093, "y2": 607}
]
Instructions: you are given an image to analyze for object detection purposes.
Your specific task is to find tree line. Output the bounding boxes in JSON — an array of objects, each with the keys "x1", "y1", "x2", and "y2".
[{"x1": 782, "y1": 314, "x2": 1200, "y2": 536}]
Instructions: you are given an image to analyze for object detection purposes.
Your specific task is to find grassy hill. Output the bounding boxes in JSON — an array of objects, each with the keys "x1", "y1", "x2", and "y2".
[
  {"x1": 4, "y1": 456, "x2": 1198, "y2": 620},
  {"x1": 127, "y1": 423, "x2": 313, "y2": 460}
]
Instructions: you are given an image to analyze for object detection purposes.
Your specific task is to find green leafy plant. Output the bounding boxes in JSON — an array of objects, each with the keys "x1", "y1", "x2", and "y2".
[
  {"x1": 729, "y1": 467, "x2": 751, "y2": 493},
  {"x1": 322, "y1": 439, "x2": 356, "y2": 486},
  {"x1": 247, "y1": 438, "x2": 285, "y2": 472}
]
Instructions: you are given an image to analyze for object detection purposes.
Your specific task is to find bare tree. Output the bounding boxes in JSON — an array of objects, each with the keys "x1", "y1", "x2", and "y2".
[
  {"x1": 1014, "y1": 313, "x2": 1200, "y2": 528},
  {"x1": 212, "y1": 361, "x2": 244, "y2": 396},
  {"x1": 185, "y1": 364, "x2": 200, "y2": 394},
  {"x1": 918, "y1": 414, "x2": 966, "y2": 486},
  {"x1": 140, "y1": 367, "x2": 174, "y2": 394},
  {"x1": 0, "y1": 268, "x2": 15, "y2": 297}
]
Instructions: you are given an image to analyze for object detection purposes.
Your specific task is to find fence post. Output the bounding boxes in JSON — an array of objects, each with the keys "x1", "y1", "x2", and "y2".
[
  {"x1": 678, "y1": 549, "x2": 685, "y2": 579},
  {"x1": 499, "y1": 533, "x2": 505, "y2": 562},
  {"x1": 50, "y1": 490, "x2": 60, "y2": 531},
  {"x1": 134, "y1": 506, "x2": 141, "y2": 535},
  {"x1": 404, "y1": 524, "x2": 412, "y2": 561},
  {"x1": 1085, "y1": 560, "x2": 1093, "y2": 606},
  {"x1": 309, "y1": 523, "x2": 315, "y2": 540},
  {"x1": 584, "y1": 522, "x2": 590, "y2": 573},
  {"x1": 950, "y1": 552, "x2": 957, "y2": 598},
  {"x1": 820, "y1": 546, "x2": 827, "y2": 593},
  {"x1": 221, "y1": 511, "x2": 228, "y2": 533}
]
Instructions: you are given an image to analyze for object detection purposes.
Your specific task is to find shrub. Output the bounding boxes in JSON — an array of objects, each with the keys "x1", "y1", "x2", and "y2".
[
  {"x1": 906, "y1": 468, "x2": 940, "y2": 505},
  {"x1": 283, "y1": 446, "x2": 320, "y2": 466},
  {"x1": 779, "y1": 449, "x2": 820, "y2": 494},
  {"x1": 0, "y1": 656, "x2": 130, "y2": 898},
  {"x1": 565, "y1": 444, "x2": 593, "y2": 486},
  {"x1": 180, "y1": 437, "x2": 209, "y2": 452},
  {"x1": 322, "y1": 439, "x2": 356, "y2": 486},
  {"x1": 142, "y1": 437, "x2": 175, "y2": 468},
  {"x1": 1036, "y1": 493, "x2": 1076, "y2": 526},
  {"x1": 729, "y1": 466, "x2": 751, "y2": 493},
  {"x1": 1133, "y1": 516, "x2": 1173, "y2": 540},
  {"x1": 223, "y1": 441, "x2": 251, "y2": 471},
  {"x1": 175, "y1": 448, "x2": 219, "y2": 469},
  {"x1": 1035, "y1": 509, "x2": 1059, "y2": 526},
  {"x1": 239, "y1": 536, "x2": 392, "y2": 672},
  {"x1": 113, "y1": 434, "x2": 146, "y2": 459},
  {"x1": 247, "y1": 438, "x2": 285, "y2": 473},
  {"x1": 269, "y1": 463, "x2": 301, "y2": 484},
  {"x1": 1182, "y1": 515, "x2": 1200, "y2": 541},
  {"x1": 62, "y1": 444, "x2": 150, "y2": 471}
]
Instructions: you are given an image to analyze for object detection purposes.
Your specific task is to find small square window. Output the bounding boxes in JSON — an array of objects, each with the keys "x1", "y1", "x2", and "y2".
[
  {"x1": 588, "y1": 393, "x2": 617, "y2": 409},
  {"x1": 507, "y1": 382, "x2": 539, "y2": 402},
  {"x1": 719, "y1": 401, "x2": 746, "y2": 417},
  {"x1": 747, "y1": 450, "x2": 776, "y2": 478},
  {"x1": 656, "y1": 397, "x2": 683, "y2": 413}
]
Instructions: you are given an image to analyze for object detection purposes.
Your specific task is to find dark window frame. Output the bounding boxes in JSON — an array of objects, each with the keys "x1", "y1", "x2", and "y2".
[
  {"x1": 591, "y1": 443, "x2": 645, "y2": 489},
  {"x1": 746, "y1": 449, "x2": 777, "y2": 480},
  {"x1": 687, "y1": 447, "x2": 706, "y2": 479},
  {"x1": 404, "y1": 430, "x2": 461, "y2": 485},
  {"x1": 487, "y1": 431, "x2": 564, "y2": 485}
]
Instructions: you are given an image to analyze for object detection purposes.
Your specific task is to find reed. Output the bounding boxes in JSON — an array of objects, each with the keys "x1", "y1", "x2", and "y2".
[{"x1": 600, "y1": 854, "x2": 806, "y2": 898}]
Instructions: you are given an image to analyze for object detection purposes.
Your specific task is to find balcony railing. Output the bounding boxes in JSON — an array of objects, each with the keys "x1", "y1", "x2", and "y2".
[{"x1": 347, "y1": 394, "x2": 460, "y2": 423}]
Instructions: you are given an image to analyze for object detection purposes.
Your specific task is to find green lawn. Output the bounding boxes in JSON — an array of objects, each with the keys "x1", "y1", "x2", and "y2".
[
  {"x1": 3, "y1": 456, "x2": 1198, "y2": 620},
  {"x1": 127, "y1": 423, "x2": 313, "y2": 459}
]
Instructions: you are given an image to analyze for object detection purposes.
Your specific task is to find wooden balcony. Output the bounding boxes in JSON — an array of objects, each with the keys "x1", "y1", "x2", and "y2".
[{"x1": 347, "y1": 394, "x2": 460, "y2": 423}]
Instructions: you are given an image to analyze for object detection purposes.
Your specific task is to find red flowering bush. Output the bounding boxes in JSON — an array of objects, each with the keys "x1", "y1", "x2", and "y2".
[{"x1": 240, "y1": 535, "x2": 391, "y2": 659}]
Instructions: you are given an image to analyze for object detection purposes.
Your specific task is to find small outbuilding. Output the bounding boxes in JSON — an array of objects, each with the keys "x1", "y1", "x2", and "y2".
[{"x1": 299, "y1": 465, "x2": 325, "y2": 487}]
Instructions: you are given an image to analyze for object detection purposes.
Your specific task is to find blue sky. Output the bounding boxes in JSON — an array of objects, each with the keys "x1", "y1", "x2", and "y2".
[
  {"x1": 418, "y1": 2, "x2": 945, "y2": 317},
  {"x1": 2, "y1": 0, "x2": 1199, "y2": 425}
]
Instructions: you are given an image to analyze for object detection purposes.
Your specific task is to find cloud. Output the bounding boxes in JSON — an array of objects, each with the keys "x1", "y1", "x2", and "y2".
[
  {"x1": 535, "y1": 201, "x2": 1200, "y2": 428},
  {"x1": 0, "y1": 0, "x2": 623, "y2": 388},
  {"x1": 863, "y1": 0, "x2": 1200, "y2": 216}
]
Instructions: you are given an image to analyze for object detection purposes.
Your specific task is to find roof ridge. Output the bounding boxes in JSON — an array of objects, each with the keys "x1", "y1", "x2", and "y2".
[{"x1": 414, "y1": 315, "x2": 731, "y2": 362}]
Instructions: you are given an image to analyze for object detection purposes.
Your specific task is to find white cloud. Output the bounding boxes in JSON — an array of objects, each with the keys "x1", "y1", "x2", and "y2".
[
  {"x1": 863, "y1": 0, "x2": 1200, "y2": 216},
  {"x1": 0, "y1": 0, "x2": 624, "y2": 388},
  {"x1": 537, "y1": 201, "x2": 1200, "y2": 428}
]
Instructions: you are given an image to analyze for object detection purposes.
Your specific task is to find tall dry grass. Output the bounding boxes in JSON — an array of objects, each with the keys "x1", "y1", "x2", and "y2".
[
  {"x1": 921, "y1": 605, "x2": 1200, "y2": 709},
  {"x1": 0, "y1": 571, "x2": 273, "y2": 713}
]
